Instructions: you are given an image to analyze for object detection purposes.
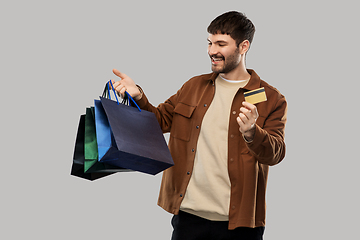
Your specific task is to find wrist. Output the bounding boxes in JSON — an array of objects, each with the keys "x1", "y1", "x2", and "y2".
[{"x1": 134, "y1": 86, "x2": 143, "y2": 101}]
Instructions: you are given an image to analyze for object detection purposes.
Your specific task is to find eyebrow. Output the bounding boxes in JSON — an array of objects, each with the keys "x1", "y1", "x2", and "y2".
[{"x1": 207, "y1": 38, "x2": 228, "y2": 44}]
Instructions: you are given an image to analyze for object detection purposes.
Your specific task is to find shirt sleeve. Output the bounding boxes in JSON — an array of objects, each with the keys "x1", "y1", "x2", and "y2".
[{"x1": 246, "y1": 95, "x2": 288, "y2": 166}]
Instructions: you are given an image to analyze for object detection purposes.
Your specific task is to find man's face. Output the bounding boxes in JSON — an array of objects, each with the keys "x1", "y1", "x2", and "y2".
[{"x1": 207, "y1": 34, "x2": 241, "y2": 74}]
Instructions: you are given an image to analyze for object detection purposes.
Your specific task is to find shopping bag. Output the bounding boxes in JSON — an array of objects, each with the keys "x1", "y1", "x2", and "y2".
[
  {"x1": 94, "y1": 98, "x2": 117, "y2": 162},
  {"x1": 71, "y1": 115, "x2": 116, "y2": 181},
  {"x1": 97, "y1": 81, "x2": 174, "y2": 175},
  {"x1": 84, "y1": 107, "x2": 132, "y2": 174}
]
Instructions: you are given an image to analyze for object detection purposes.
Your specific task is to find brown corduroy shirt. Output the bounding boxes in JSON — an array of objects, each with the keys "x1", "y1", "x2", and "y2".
[{"x1": 135, "y1": 69, "x2": 287, "y2": 229}]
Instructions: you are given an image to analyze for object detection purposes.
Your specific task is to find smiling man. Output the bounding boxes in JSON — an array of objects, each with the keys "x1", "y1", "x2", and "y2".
[{"x1": 111, "y1": 11, "x2": 287, "y2": 240}]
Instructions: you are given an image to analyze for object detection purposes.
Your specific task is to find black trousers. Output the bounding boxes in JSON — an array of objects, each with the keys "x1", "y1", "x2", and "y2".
[{"x1": 171, "y1": 211, "x2": 265, "y2": 240}]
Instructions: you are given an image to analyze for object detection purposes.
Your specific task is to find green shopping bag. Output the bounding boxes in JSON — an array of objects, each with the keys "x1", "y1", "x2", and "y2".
[{"x1": 84, "y1": 107, "x2": 99, "y2": 172}]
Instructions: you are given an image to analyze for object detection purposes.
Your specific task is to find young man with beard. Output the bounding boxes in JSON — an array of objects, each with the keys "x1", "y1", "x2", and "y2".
[{"x1": 111, "y1": 11, "x2": 287, "y2": 240}]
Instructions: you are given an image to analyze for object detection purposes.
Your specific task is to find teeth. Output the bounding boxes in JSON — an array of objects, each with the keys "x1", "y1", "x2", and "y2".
[{"x1": 212, "y1": 58, "x2": 223, "y2": 61}]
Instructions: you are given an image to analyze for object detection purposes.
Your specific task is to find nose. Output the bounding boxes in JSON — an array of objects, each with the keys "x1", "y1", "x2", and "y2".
[{"x1": 208, "y1": 44, "x2": 218, "y2": 56}]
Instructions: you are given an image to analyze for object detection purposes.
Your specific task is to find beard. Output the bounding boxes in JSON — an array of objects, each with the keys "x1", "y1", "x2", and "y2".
[{"x1": 210, "y1": 47, "x2": 241, "y2": 74}]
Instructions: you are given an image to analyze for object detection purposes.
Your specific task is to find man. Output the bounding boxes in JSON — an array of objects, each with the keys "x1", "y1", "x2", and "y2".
[{"x1": 112, "y1": 11, "x2": 287, "y2": 240}]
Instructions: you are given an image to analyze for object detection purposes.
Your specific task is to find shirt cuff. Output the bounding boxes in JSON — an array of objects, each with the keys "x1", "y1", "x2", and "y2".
[{"x1": 242, "y1": 134, "x2": 254, "y2": 143}]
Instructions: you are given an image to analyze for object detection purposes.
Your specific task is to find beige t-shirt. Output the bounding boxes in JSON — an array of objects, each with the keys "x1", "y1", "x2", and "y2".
[{"x1": 180, "y1": 75, "x2": 249, "y2": 221}]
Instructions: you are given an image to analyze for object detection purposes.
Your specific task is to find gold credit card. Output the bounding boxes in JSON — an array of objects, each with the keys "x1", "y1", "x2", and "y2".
[{"x1": 244, "y1": 87, "x2": 267, "y2": 104}]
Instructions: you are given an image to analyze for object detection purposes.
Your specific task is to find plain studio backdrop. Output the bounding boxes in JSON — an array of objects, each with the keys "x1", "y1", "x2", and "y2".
[{"x1": 1, "y1": 0, "x2": 359, "y2": 239}]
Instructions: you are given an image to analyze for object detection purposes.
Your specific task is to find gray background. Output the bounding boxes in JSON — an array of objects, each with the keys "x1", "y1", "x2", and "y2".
[{"x1": 1, "y1": 0, "x2": 359, "y2": 239}]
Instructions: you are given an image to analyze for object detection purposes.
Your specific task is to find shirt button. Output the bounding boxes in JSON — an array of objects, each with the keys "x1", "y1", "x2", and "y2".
[
  {"x1": 232, "y1": 111, "x2": 237, "y2": 115},
  {"x1": 180, "y1": 194, "x2": 183, "y2": 197},
  {"x1": 230, "y1": 134, "x2": 234, "y2": 138},
  {"x1": 187, "y1": 171, "x2": 190, "y2": 175},
  {"x1": 230, "y1": 158, "x2": 234, "y2": 162},
  {"x1": 196, "y1": 125, "x2": 199, "y2": 129},
  {"x1": 191, "y1": 149, "x2": 195, "y2": 152},
  {"x1": 231, "y1": 205, "x2": 236, "y2": 210},
  {"x1": 204, "y1": 104, "x2": 207, "y2": 107}
]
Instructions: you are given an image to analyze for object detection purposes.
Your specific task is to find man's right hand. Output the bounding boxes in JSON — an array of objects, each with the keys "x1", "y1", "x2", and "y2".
[{"x1": 111, "y1": 69, "x2": 142, "y2": 100}]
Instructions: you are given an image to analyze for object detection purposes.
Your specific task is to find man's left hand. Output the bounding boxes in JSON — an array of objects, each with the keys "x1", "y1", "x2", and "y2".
[{"x1": 237, "y1": 101, "x2": 259, "y2": 142}]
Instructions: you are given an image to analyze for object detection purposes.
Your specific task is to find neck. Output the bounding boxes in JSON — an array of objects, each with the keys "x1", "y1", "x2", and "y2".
[{"x1": 220, "y1": 54, "x2": 250, "y2": 81}]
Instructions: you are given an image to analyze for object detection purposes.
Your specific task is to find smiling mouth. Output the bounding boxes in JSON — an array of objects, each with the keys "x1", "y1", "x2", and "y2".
[{"x1": 211, "y1": 56, "x2": 224, "y2": 64}]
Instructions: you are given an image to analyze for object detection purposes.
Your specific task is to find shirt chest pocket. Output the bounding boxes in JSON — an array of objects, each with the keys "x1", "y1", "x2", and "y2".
[{"x1": 170, "y1": 102, "x2": 196, "y2": 141}]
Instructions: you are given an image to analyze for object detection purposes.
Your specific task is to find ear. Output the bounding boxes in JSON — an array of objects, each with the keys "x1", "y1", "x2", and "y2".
[{"x1": 239, "y1": 40, "x2": 250, "y2": 55}]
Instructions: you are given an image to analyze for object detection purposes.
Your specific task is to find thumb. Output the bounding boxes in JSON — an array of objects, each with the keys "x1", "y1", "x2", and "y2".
[{"x1": 112, "y1": 69, "x2": 128, "y2": 79}]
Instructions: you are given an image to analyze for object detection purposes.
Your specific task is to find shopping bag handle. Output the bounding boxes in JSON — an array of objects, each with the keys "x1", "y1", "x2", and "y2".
[
  {"x1": 101, "y1": 81, "x2": 118, "y2": 101},
  {"x1": 105, "y1": 80, "x2": 141, "y2": 112}
]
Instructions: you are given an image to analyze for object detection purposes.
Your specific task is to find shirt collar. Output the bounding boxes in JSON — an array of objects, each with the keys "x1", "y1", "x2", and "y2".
[
  {"x1": 243, "y1": 69, "x2": 261, "y2": 91},
  {"x1": 208, "y1": 69, "x2": 261, "y2": 90}
]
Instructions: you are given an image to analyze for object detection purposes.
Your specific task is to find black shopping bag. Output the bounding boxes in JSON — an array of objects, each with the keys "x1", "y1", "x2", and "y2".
[{"x1": 98, "y1": 82, "x2": 174, "y2": 175}]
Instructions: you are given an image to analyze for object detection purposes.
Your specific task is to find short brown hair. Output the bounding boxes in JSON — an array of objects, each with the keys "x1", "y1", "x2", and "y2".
[{"x1": 207, "y1": 11, "x2": 255, "y2": 46}]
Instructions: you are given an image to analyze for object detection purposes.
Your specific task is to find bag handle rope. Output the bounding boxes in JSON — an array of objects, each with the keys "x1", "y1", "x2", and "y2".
[{"x1": 102, "y1": 80, "x2": 141, "y2": 112}]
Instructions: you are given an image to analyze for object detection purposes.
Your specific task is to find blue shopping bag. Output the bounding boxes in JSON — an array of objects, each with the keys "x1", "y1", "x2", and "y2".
[{"x1": 94, "y1": 99, "x2": 118, "y2": 161}]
